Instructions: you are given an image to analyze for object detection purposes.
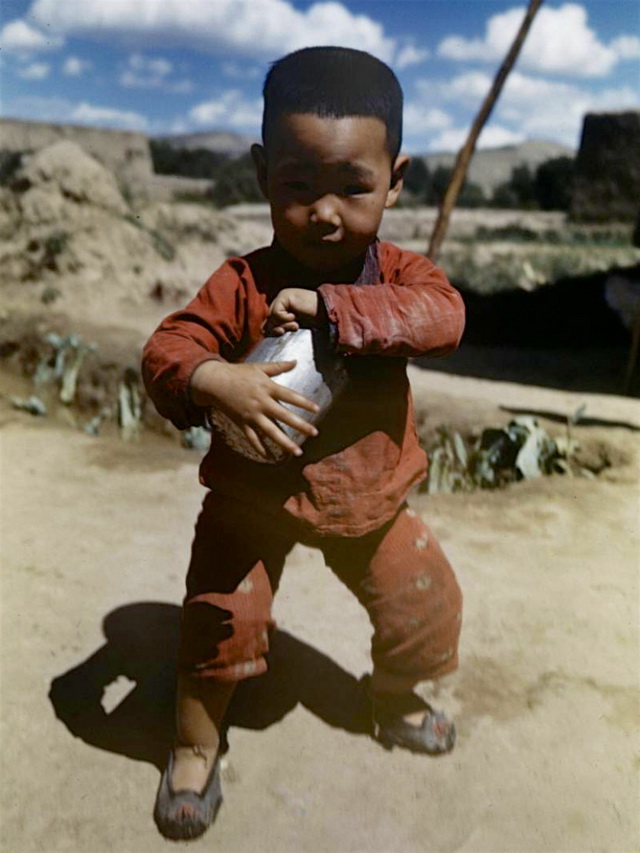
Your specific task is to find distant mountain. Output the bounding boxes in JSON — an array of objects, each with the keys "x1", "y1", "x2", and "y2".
[
  {"x1": 422, "y1": 140, "x2": 574, "y2": 195},
  {"x1": 155, "y1": 130, "x2": 256, "y2": 158}
]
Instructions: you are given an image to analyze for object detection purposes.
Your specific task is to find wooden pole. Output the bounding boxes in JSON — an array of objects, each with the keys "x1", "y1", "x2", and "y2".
[{"x1": 427, "y1": 0, "x2": 545, "y2": 262}]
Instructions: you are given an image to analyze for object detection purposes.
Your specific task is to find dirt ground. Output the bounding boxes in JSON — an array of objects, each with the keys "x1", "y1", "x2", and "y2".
[{"x1": 1, "y1": 366, "x2": 639, "y2": 853}]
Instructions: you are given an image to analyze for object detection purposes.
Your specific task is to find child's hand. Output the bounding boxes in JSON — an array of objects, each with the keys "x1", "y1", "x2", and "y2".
[
  {"x1": 190, "y1": 359, "x2": 319, "y2": 459},
  {"x1": 265, "y1": 288, "x2": 319, "y2": 336}
]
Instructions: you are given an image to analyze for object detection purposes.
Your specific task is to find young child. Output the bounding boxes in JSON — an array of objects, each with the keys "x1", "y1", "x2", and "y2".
[{"x1": 142, "y1": 46, "x2": 465, "y2": 841}]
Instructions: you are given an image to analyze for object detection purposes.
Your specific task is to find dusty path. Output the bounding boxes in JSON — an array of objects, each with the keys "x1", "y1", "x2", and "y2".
[{"x1": 1, "y1": 372, "x2": 639, "y2": 853}]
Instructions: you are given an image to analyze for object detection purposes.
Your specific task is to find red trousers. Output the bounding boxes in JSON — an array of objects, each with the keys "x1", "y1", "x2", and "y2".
[{"x1": 179, "y1": 492, "x2": 462, "y2": 692}]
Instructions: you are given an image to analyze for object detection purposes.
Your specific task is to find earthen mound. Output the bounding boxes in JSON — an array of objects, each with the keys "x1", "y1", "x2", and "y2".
[
  {"x1": 0, "y1": 141, "x2": 271, "y2": 328},
  {"x1": 15, "y1": 140, "x2": 128, "y2": 219}
]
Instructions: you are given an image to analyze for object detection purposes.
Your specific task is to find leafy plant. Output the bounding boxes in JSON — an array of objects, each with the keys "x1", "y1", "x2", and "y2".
[{"x1": 423, "y1": 412, "x2": 598, "y2": 494}]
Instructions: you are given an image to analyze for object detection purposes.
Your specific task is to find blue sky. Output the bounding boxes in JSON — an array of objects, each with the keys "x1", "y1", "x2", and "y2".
[{"x1": 1, "y1": 0, "x2": 638, "y2": 152}]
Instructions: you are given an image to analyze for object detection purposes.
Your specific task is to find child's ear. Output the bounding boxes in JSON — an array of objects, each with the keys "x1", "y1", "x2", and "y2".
[
  {"x1": 385, "y1": 153, "x2": 411, "y2": 209},
  {"x1": 251, "y1": 143, "x2": 269, "y2": 199}
]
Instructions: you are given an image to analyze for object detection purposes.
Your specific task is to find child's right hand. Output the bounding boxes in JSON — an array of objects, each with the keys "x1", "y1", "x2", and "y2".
[{"x1": 189, "y1": 359, "x2": 319, "y2": 459}]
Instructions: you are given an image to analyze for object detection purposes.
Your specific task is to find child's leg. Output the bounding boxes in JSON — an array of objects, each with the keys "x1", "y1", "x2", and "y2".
[
  {"x1": 170, "y1": 491, "x2": 295, "y2": 791},
  {"x1": 321, "y1": 504, "x2": 462, "y2": 750},
  {"x1": 171, "y1": 675, "x2": 236, "y2": 792}
]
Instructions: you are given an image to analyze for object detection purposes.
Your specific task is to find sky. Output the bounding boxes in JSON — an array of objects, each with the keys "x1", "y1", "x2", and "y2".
[{"x1": 0, "y1": 0, "x2": 638, "y2": 153}]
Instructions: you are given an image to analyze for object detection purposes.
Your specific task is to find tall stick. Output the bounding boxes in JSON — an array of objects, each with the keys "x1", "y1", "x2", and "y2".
[{"x1": 427, "y1": 0, "x2": 545, "y2": 262}]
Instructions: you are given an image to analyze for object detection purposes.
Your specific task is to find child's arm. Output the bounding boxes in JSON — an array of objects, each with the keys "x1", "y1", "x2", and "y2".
[
  {"x1": 142, "y1": 261, "x2": 249, "y2": 430},
  {"x1": 142, "y1": 260, "x2": 318, "y2": 458},
  {"x1": 316, "y1": 244, "x2": 465, "y2": 358}
]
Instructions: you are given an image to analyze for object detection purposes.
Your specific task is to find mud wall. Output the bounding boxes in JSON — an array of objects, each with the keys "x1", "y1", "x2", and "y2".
[{"x1": 570, "y1": 111, "x2": 640, "y2": 223}]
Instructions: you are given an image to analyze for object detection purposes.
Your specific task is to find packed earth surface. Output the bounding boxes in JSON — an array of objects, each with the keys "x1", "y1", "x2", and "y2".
[{"x1": 1, "y1": 142, "x2": 639, "y2": 853}]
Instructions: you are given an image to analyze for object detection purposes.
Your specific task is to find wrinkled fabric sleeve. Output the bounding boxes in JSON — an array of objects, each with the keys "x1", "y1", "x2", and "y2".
[
  {"x1": 141, "y1": 260, "x2": 250, "y2": 430},
  {"x1": 317, "y1": 244, "x2": 464, "y2": 358}
]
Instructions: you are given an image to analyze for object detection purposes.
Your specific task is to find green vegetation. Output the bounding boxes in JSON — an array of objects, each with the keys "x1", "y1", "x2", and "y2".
[
  {"x1": 401, "y1": 160, "x2": 487, "y2": 209},
  {"x1": 534, "y1": 157, "x2": 574, "y2": 211},
  {"x1": 150, "y1": 142, "x2": 263, "y2": 208},
  {"x1": 464, "y1": 223, "x2": 632, "y2": 247},
  {"x1": 402, "y1": 157, "x2": 430, "y2": 197},
  {"x1": 491, "y1": 157, "x2": 574, "y2": 210},
  {"x1": 402, "y1": 155, "x2": 575, "y2": 211},
  {"x1": 421, "y1": 413, "x2": 603, "y2": 495},
  {"x1": 208, "y1": 153, "x2": 263, "y2": 207},
  {"x1": 150, "y1": 140, "x2": 227, "y2": 179}
]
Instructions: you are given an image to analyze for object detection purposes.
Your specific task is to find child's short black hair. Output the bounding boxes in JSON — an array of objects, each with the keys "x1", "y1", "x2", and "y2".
[{"x1": 262, "y1": 46, "x2": 403, "y2": 159}]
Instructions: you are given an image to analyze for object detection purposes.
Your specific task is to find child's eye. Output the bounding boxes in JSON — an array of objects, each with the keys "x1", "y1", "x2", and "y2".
[{"x1": 344, "y1": 185, "x2": 368, "y2": 196}]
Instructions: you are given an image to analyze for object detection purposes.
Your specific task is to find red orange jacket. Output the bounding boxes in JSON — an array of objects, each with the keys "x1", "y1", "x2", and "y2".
[{"x1": 142, "y1": 240, "x2": 465, "y2": 536}]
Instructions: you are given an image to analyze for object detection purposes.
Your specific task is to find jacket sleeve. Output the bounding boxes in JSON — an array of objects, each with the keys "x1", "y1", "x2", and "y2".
[
  {"x1": 141, "y1": 258, "x2": 256, "y2": 430},
  {"x1": 317, "y1": 243, "x2": 465, "y2": 358}
]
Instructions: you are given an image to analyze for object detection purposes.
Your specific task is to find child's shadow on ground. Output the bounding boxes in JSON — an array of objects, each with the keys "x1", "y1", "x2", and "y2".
[{"x1": 49, "y1": 602, "x2": 371, "y2": 770}]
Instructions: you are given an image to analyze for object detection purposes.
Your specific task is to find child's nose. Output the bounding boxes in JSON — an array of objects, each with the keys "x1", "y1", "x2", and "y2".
[{"x1": 309, "y1": 195, "x2": 341, "y2": 230}]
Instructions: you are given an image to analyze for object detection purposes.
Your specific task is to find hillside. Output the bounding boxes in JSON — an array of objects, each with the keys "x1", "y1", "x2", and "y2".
[{"x1": 423, "y1": 140, "x2": 574, "y2": 195}]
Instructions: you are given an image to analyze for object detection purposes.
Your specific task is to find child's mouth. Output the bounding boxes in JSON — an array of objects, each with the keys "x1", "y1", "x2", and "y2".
[{"x1": 306, "y1": 237, "x2": 342, "y2": 249}]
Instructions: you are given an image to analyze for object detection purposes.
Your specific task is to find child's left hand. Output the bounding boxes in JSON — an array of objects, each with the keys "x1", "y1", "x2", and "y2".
[{"x1": 265, "y1": 288, "x2": 319, "y2": 336}]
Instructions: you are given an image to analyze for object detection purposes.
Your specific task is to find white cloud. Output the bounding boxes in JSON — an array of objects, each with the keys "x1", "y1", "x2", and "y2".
[
  {"x1": 437, "y1": 3, "x2": 630, "y2": 78},
  {"x1": 610, "y1": 35, "x2": 640, "y2": 61},
  {"x1": 62, "y1": 56, "x2": 91, "y2": 76},
  {"x1": 130, "y1": 53, "x2": 172, "y2": 77},
  {"x1": 4, "y1": 95, "x2": 149, "y2": 130},
  {"x1": 478, "y1": 126, "x2": 527, "y2": 148},
  {"x1": 403, "y1": 105, "x2": 452, "y2": 137},
  {"x1": 120, "y1": 53, "x2": 171, "y2": 87},
  {"x1": 418, "y1": 66, "x2": 639, "y2": 149},
  {"x1": 27, "y1": 0, "x2": 394, "y2": 62},
  {"x1": 428, "y1": 124, "x2": 526, "y2": 153},
  {"x1": 168, "y1": 79, "x2": 194, "y2": 94},
  {"x1": 493, "y1": 72, "x2": 639, "y2": 145},
  {"x1": 222, "y1": 61, "x2": 262, "y2": 80},
  {"x1": 0, "y1": 18, "x2": 63, "y2": 53},
  {"x1": 505, "y1": 72, "x2": 636, "y2": 146},
  {"x1": 189, "y1": 90, "x2": 262, "y2": 131},
  {"x1": 119, "y1": 53, "x2": 192, "y2": 92},
  {"x1": 395, "y1": 43, "x2": 430, "y2": 71},
  {"x1": 425, "y1": 71, "x2": 493, "y2": 105},
  {"x1": 70, "y1": 102, "x2": 149, "y2": 130},
  {"x1": 507, "y1": 81, "x2": 638, "y2": 145},
  {"x1": 166, "y1": 118, "x2": 190, "y2": 135},
  {"x1": 17, "y1": 61, "x2": 51, "y2": 79},
  {"x1": 189, "y1": 102, "x2": 226, "y2": 125}
]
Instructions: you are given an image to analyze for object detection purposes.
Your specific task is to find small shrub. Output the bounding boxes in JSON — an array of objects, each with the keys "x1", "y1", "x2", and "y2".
[
  {"x1": 0, "y1": 151, "x2": 24, "y2": 186},
  {"x1": 209, "y1": 153, "x2": 262, "y2": 207},
  {"x1": 150, "y1": 141, "x2": 228, "y2": 179}
]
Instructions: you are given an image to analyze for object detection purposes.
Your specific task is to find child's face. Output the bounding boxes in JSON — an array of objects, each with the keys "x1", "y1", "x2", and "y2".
[{"x1": 252, "y1": 113, "x2": 408, "y2": 274}]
